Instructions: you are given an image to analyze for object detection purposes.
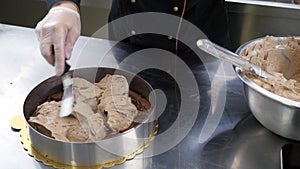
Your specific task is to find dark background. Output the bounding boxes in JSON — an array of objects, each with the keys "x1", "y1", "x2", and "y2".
[{"x1": 1, "y1": 0, "x2": 300, "y2": 51}]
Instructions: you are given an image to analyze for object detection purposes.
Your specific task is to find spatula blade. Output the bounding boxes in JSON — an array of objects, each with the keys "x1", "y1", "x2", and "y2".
[{"x1": 59, "y1": 71, "x2": 73, "y2": 117}]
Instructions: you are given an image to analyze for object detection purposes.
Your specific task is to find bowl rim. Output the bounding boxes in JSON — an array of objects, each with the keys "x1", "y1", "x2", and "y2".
[{"x1": 235, "y1": 36, "x2": 300, "y2": 108}]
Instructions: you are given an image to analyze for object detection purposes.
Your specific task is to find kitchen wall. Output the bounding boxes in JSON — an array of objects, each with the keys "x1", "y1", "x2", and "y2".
[
  {"x1": 1, "y1": 0, "x2": 300, "y2": 50},
  {"x1": 0, "y1": 0, "x2": 48, "y2": 29},
  {"x1": 0, "y1": 0, "x2": 111, "y2": 37},
  {"x1": 226, "y1": 0, "x2": 300, "y2": 50}
]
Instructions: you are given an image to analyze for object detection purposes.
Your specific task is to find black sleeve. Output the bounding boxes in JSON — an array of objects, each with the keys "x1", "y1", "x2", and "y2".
[{"x1": 46, "y1": 0, "x2": 80, "y2": 9}]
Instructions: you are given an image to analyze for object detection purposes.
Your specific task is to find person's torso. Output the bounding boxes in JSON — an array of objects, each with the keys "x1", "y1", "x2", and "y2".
[{"x1": 108, "y1": 0, "x2": 230, "y2": 52}]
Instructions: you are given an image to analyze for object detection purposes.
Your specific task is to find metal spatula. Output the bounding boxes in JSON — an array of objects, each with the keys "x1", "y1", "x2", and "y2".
[
  {"x1": 60, "y1": 63, "x2": 73, "y2": 117},
  {"x1": 197, "y1": 39, "x2": 273, "y2": 78},
  {"x1": 51, "y1": 46, "x2": 73, "y2": 117}
]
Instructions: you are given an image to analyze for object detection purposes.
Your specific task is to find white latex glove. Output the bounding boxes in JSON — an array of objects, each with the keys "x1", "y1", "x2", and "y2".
[{"x1": 35, "y1": 6, "x2": 81, "y2": 76}]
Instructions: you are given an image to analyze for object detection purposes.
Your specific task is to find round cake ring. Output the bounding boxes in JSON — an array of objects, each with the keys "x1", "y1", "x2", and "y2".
[{"x1": 11, "y1": 115, "x2": 158, "y2": 169}]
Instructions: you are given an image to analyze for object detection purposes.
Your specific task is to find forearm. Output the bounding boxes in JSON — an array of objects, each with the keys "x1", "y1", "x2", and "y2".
[{"x1": 46, "y1": 0, "x2": 80, "y2": 10}]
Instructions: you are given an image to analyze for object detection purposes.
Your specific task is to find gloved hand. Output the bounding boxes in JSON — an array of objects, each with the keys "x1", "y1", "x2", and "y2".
[{"x1": 35, "y1": 5, "x2": 81, "y2": 76}]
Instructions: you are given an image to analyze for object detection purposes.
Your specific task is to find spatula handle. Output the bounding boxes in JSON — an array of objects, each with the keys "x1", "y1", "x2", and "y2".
[
  {"x1": 51, "y1": 45, "x2": 71, "y2": 74},
  {"x1": 197, "y1": 39, "x2": 252, "y2": 70},
  {"x1": 64, "y1": 62, "x2": 71, "y2": 74}
]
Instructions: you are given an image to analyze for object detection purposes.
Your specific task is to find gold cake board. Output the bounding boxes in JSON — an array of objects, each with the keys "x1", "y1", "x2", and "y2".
[{"x1": 11, "y1": 115, "x2": 158, "y2": 169}]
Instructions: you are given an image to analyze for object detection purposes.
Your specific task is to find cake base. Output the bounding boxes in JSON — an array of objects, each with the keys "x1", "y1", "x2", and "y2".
[{"x1": 11, "y1": 115, "x2": 158, "y2": 169}]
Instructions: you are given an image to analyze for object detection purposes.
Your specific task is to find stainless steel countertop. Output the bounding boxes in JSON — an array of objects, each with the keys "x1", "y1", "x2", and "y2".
[
  {"x1": 0, "y1": 23, "x2": 297, "y2": 169},
  {"x1": 0, "y1": 24, "x2": 53, "y2": 169}
]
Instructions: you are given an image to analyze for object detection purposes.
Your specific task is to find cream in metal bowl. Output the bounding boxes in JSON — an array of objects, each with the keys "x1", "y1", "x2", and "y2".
[
  {"x1": 23, "y1": 67, "x2": 156, "y2": 167},
  {"x1": 235, "y1": 36, "x2": 300, "y2": 141}
]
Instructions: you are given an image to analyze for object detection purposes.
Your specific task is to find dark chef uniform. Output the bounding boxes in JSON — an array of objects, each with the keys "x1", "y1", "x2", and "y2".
[{"x1": 46, "y1": 0, "x2": 230, "y2": 52}]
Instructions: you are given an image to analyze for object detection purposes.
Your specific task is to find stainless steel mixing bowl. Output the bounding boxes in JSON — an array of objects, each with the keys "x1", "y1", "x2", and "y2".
[
  {"x1": 23, "y1": 67, "x2": 156, "y2": 166},
  {"x1": 235, "y1": 37, "x2": 300, "y2": 141}
]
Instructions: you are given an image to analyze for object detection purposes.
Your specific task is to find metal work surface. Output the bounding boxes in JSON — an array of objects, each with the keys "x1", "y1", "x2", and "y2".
[{"x1": 0, "y1": 23, "x2": 298, "y2": 169}]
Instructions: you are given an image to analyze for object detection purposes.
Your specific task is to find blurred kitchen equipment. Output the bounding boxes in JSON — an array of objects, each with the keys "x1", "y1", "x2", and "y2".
[
  {"x1": 197, "y1": 39, "x2": 273, "y2": 78},
  {"x1": 235, "y1": 36, "x2": 300, "y2": 141}
]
